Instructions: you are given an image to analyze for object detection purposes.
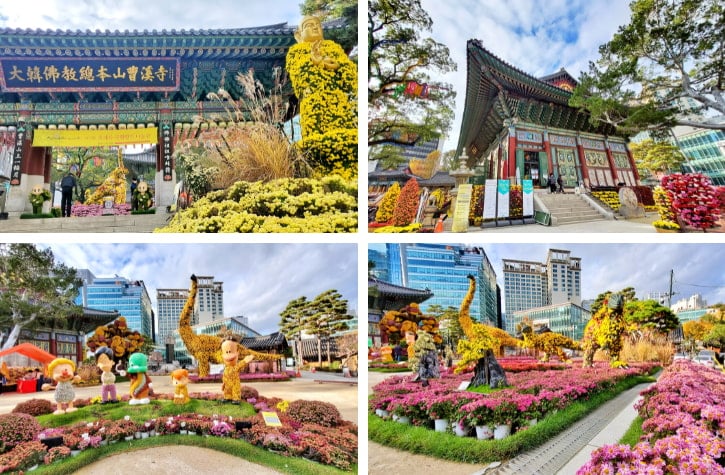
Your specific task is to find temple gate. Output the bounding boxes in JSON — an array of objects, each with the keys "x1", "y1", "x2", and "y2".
[{"x1": 0, "y1": 23, "x2": 301, "y2": 214}]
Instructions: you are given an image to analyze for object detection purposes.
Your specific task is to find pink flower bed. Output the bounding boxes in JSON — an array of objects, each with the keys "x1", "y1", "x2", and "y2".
[
  {"x1": 578, "y1": 360, "x2": 725, "y2": 474},
  {"x1": 189, "y1": 372, "x2": 291, "y2": 383},
  {"x1": 2, "y1": 391, "x2": 357, "y2": 471},
  {"x1": 370, "y1": 362, "x2": 655, "y2": 429},
  {"x1": 71, "y1": 203, "x2": 131, "y2": 217}
]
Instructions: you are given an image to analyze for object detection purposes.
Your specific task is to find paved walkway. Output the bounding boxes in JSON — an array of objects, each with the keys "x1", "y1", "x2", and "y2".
[
  {"x1": 368, "y1": 371, "x2": 655, "y2": 475},
  {"x1": 0, "y1": 211, "x2": 172, "y2": 233}
]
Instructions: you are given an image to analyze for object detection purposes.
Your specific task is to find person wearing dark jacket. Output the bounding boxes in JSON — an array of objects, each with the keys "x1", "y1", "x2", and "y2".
[{"x1": 60, "y1": 171, "x2": 77, "y2": 217}]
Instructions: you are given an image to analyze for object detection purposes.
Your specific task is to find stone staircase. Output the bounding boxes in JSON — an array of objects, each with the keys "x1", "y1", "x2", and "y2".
[{"x1": 536, "y1": 191, "x2": 606, "y2": 226}]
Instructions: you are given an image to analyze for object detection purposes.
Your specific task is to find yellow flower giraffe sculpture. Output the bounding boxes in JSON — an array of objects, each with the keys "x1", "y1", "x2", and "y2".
[
  {"x1": 456, "y1": 275, "x2": 511, "y2": 388},
  {"x1": 518, "y1": 322, "x2": 581, "y2": 363},
  {"x1": 179, "y1": 275, "x2": 280, "y2": 378}
]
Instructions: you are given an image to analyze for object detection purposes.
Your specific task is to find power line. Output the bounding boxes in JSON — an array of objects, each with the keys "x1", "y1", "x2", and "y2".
[{"x1": 674, "y1": 280, "x2": 724, "y2": 289}]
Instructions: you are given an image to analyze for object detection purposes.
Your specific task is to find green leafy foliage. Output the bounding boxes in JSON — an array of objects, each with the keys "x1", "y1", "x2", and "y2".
[{"x1": 368, "y1": 0, "x2": 457, "y2": 148}]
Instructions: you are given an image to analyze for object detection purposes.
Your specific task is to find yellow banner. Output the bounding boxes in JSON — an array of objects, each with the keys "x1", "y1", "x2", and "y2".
[{"x1": 32, "y1": 127, "x2": 158, "y2": 147}]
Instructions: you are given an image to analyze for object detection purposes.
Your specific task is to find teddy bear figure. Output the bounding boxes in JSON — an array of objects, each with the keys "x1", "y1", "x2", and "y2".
[
  {"x1": 127, "y1": 352, "x2": 152, "y2": 405},
  {"x1": 171, "y1": 368, "x2": 191, "y2": 405},
  {"x1": 42, "y1": 358, "x2": 82, "y2": 415},
  {"x1": 28, "y1": 184, "x2": 51, "y2": 214}
]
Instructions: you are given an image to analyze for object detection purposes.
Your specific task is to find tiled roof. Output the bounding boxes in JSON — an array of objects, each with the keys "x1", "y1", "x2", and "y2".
[
  {"x1": 240, "y1": 331, "x2": 288, "y2": 351},
  {"x1": 369, "y1": 277, "x2": 433, "y2": 300}
]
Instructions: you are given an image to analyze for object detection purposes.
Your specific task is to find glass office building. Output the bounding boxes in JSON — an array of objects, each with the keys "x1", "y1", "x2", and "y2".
[
  {"x1": 375, "y1": 243, "x2": 499, "y2": 326},
  {"x1": 511, "y1": 302, "x2": 590, "y2": 340},
  {"x1": 76, "y1": 270, "x2": 154, "y2": 340}
]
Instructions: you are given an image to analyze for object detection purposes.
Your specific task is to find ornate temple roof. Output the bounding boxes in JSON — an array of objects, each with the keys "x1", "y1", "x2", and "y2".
[
  {"x1": 457, "y1": 40, "x2": 619, "y2": 163},
  {"x1": 418, "y1": 171, "x2": 456, "y2": 188},
  {"x1": 240, "y1": 331, "x2": 288, "y2": 352},
  {"x1": 0, "y1": 24, "x2": 296, "y2": 60},
  {"x1": 368, "y1": 277, "x2": 433, "y2": 302}
]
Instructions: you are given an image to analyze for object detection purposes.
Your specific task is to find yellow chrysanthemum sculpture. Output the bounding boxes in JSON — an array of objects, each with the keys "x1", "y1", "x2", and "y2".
[
  {"x1": 582, "y1": 293, "x2": 629, "y2": 368},
  {"x1": 518, "y1": 323, "x2": 581, "y2": 363},
  {"x1": 85, "y1": 165, "x2": 128, "y2": 205},
  {"x1": 179, "y1": 275, "x2": 280, "y2": 378},
  {"x1": 286, "y1": 16, "x2": 357, "y2": 180}
]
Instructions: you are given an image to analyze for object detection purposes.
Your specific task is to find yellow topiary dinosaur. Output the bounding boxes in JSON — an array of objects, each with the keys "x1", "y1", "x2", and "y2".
[
  {"x1": 518, "y1": 323, "x2": 581, "y2": 363},
  {"x1": 456, "y1": 275, "x2": 511, "y2": 388},
  {"x1": 179, "y1": 275, "x2": 280, "y2": 377}
]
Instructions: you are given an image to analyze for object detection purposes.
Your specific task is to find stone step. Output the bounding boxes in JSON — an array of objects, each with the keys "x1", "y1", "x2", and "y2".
[{"x1": 0, "y1": 212, "x2": 172, "y2": 233}]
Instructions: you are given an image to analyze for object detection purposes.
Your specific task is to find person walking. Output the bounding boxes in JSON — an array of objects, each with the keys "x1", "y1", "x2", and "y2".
[
  {"x1": 60, "y1": 170, "x2": 77, "y2": 217},
  {"x1": 547, "y1": 173, "x2": 556, "y2": 193},
  {"x1": 557, "y1": 174, "x2": 564, "y2": 193},
  {"x1": 130, "y1": 177, "x2": 138, "y2": 211}
]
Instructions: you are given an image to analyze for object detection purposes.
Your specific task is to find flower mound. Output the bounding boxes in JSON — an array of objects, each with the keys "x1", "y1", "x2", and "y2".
[
  {"x1": 156, "y1": 176, "x2": 357, "y2": 233},
  {"x1": 287, "y1": 399, "x2": 342, "y2": 427},
  {"x1": 578, "y1": 360, "x2": 725, "y2": 474},
  {"x1": 0, "y1": 413, "x2": 42, "y2": 450}
]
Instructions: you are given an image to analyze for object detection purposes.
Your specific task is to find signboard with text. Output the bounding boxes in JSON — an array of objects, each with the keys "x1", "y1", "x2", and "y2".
[
  {"x1": 483, "y1": 179, "x2": 497, "y2": 220},
  {"x1": 451, "y1": 184, "x2": 472, "y2": 232},
  {"x1": 523, "y1": 179, "x2": 534, "y2": 216},
  {"x1": 33, "y1": 127, "x2": 158, "y2": 147},
  {"x1": 497, "y1": 180, "x2": 510, "y2": 218},
  {"x1": 0, "y1": 58, "x2": 180, "y2": 92}
]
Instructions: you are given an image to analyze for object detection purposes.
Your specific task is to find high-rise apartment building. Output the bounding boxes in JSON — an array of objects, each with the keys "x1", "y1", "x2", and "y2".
[
  {"x1": 503, "y1": 249, "x2": 581, "y2": 334},
  {"x1": 76, "y1": 270, "x2": 154, "y2": 340},
  {"x1": 156, "y1": 288, "x2": 190, "y2": 351},
  {"x1": 194, "y1": 276, "x2": 224, "y2": 325},
  {"x1": 156, "y1": 275, "x2": 224, "y2": 354},
  {"x1": 376, "y1": 243, "x2": 499, "y2": 326}
]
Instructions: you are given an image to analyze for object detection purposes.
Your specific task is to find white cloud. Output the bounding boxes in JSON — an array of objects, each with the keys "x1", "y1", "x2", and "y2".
[
  {"x1": 0, "y1": 0, "x2": 301, "y2": 31},
  {"x1": 418, "y1": 0, "x2": 632, "y2": 150},
  {"x1": 42, "y1": 243, "x2": 358, "y2": 336}
]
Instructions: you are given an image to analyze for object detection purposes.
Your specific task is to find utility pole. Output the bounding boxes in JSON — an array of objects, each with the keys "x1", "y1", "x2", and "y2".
[{"x1": 668, "y1": 269, "x2": 674, "y2": 308}]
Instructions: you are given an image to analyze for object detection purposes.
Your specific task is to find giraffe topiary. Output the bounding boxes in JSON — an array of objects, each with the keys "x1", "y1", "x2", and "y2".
[
  {"x1": 179, "y1": 275, "x2": 280, "y2": 377},
  {"x1": 582, "y1": 293, "x2": 629, "y2": 368}
]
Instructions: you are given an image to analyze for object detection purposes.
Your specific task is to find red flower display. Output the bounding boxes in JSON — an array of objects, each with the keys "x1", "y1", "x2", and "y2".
[{"x1": 661, "y1": 173, "x2": 720, "y2": 231}]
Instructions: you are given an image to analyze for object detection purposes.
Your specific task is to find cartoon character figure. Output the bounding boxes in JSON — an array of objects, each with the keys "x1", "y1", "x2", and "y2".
[
  {"x1": 221, "y1": 339, "x2": 255, "y2": 403},
  {"x1": 94, "y1": 347, "x2": 119, "y2": 403},
  {"x1": 42, "y1": 358, "x2": 82, "y2": 415},
  {"x1": 133, "y1": 181, "x2": 153, "y2": 211},
  {"x1": 28, "y1": 184, "x2": 51, "y2": 214},
  {"x1": 171, "y1": 368, "x2": 190, "y2": 405},
  {"x1": 127, "y1": 353, "x2": 152, "y2": 405}
]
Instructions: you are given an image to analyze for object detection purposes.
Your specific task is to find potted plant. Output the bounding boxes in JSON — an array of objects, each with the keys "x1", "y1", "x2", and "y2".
[
  {"x1": 459, "y1": 398, "x2": 496, "y2": 440},
  {"x1": 652, "y1": 220, "x2": 680, "y2": 233},
  {"x1": 491, "y1": 400, "x2": 518, "y2": 439},
  {"x1": 426, "y1": 393, "x2": 457, "y2": 432}
]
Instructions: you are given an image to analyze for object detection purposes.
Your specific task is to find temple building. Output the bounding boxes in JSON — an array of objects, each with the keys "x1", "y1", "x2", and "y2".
[{"x1": 457, "y1": 40, "x2": 639, "y2": 189}]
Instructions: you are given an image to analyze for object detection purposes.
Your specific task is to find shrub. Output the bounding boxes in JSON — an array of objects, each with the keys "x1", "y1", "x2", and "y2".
[
  {"x1": 11, "y1": 398, "x2": 53, "y2": 417},
  {"x1": 375, "y1": 182, "x2": 400, "y2": 223},
  {"x1": 0, "y1": 413, "x2": 42, "y2": 451},
  {"x1": 392, "y1": 178, "x2": 420, "y2": 226},
  {"x1": 241, "y1": 386, "x2": 259, "y2": 400},
  {"x1": 44, "y1": 446, "x2": 71, "y2": 465},
  {"x1": 287, "y1": 399, "x2": 342, "y2": 428}
]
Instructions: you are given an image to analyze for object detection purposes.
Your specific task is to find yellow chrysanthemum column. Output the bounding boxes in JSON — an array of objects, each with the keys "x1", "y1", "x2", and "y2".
[{"x1": 286, "y1": 16, "x2": 357, "y2": 180}]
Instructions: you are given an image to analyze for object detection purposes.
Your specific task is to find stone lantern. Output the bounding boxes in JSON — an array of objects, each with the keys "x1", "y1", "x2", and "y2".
[{"x1": 448, "y1": 148, "x2": 476, "y2": 219}]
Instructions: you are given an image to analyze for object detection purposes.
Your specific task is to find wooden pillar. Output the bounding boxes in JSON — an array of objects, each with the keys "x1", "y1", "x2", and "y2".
[
  {"x1": 604, "y1": 140, "x2": 619, "y2": 183},
  {"x1": 49, "y1": 331, "x2": 57, "y2": 356},
  {"x1": 626, "y1": 146, "x2": 640, "y2": 183},
  {"x1": 507, "y1": 127, "x2": 517, "y2": 179},
  {"x1": 575, "y1": 136, "x2": 588, "y2": 187},
  {"x1": 76, "y1": 338, "x2": 83, "y2": 363}
]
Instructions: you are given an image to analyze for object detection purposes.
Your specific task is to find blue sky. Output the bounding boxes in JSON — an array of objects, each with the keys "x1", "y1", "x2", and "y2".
[
  {"x1": 369, "y1": 243, "x2": 725, "y2": 308},
  {"x1": 417, "y1": 0, "x2": 633, "y2": 151},
  {"x1": 40, "y1": 243, "x2": 358, "y2": 336},
  {"x1": 0, "y1": 0, "x2": 302, "y2": 30}
]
